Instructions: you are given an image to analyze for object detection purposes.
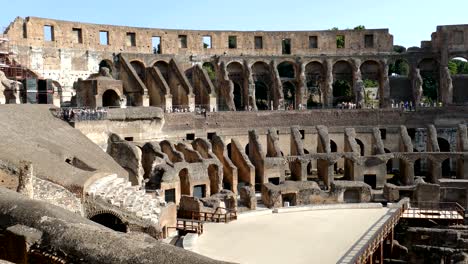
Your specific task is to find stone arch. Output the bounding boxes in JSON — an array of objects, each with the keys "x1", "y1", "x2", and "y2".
[
  {"x1": 99, "y1": 59, "x2": 114, "y2": 75},
  {"x1": 389, "y1": 58, "x2": 410, "y2": 76},
  {"x1": 448, "y1": 56, "x2": 468, "y2": 104},
  {"x1": 332, "y1": 60, "x2": 354, "y2": 105},
  {"x1": 355, "y1": 138, "x2": 365, "y2": 156},
  {"x1": 252, "y1": 61, "x2": 273, "y2": 110},
  {"x1": 330, "y1": 139, "x2": 338, "y2": 173},
  {"x1": 282, "y1": 81, "x2": 296, "y2": 110},
  {"x1": 384, "y1": 148, "x2": 394, "y2": 174},
  {"x1": 418, "y1": 58, "x2": 439, "y2": 102},
  {"x1": 130, "y1": 60, "x2": 146, "y2": 81},
  {"x1": 305, "y1": 61, "x2": 325, "y2": 108},
  {"x1": 227, "y1": 61, "x2": 246, "y2": 110},
  {"x1": 88, "y1": 210, "x2": 127, "y2": 233},
  {"x1": 360, "y1": 60, "x2": 381, "y2": 106},
  {"x1": 153, "y1": 60, "x2": 169, "y2": 80},
  {"x1": 438, "y1": 137, "x2": 452, "y2": 177},
  {"x1": 277, "y1": 61, "x2": 296, "y2": 79},
  {"x1": 102, "y1": 89, "x2": 121, "y2": 107},
  {"x1": 179, "y1": 168, "x2": 191, "y2": 196}
]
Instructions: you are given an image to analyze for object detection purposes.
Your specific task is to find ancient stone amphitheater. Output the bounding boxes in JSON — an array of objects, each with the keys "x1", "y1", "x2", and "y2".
[{"x1": 0, "y1": 17, "x2": 468, "y2": 263}]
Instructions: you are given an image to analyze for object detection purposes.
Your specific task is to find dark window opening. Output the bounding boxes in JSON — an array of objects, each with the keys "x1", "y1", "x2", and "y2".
[
  {"x1": 268, "y1": 177, "x2": 280, "y2": 185},
  {"x1": 43, "y1": 25, "x2": 54, "y2": 41},
  {"x1": 282, "y1": 38, "x2": 291, "y2": 55},
  {"x1": 165, "y1": 188, "x2": 176, "y2": 203},
  {"x1": 193, "y1": 185, "x2": 206, "y2": 198},
  {"x1": 299, "y1": 130, "x2": 305, "y2": 139},
  {"x1": 336, "y1": 35, "x2": 345, "y2": 49},
  {"x1": 72, "y1": 28, "x2": 82, "y2": 44},
  {"x1": 207, "y1": 132, "x2": 216, "y2": 140},
  {"x1": 407, "y1": 128, "x2": 416, "y2": 140},
  {"x1": 255, "y1": 36, "x2": 263, "y2": 49},
  {"x1": 179, "y1": 35, "x2": 187, "y2": 48},
  {"x1": 343, "y1": 190, "x2": 360, "y2": 203},
  {"x1": 228, "y1": 36, "x2": 237, "y2": 49},
  {"x1": 126, "y1": 32, "x2": 136, "y2": 47},
  {"x1": 282, "y1": 193, "x2": 297, "y2": 206},
  {"x1": 364, "y1": 34, "x2": 374, "y2": 48},
  {"x1": 186, "y1": 133, "x2": 195, "y2": 140},
  {"x1": 124, "y1": 137, "x2": 134, "y2": 142},
  {"x1": 152, "y1": 36, "x2": 161, "y2": 54},
  {"x1": 364, "y1": 174, "x2": 377, "y2": 189},
  {"x1": 99, "y1": 31, "x2": 109, "y2": 45},
  {"x1": 380, "y1": 128, "x2": 387, "y2": 140},
  {"x1": 309, "y1": 36, "x2": 318, "y2": 48},
  {"x1": 203, "y1": 36, "x2": 211, "y2": 49},
  {"x1": 90, "y1": 213, "x2": 127, "y2": 233}
]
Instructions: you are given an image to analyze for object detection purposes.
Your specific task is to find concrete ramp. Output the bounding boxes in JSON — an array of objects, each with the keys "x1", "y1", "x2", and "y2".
[{"x1": 0, "y1": 105, "x2": 127, "y2": 192}]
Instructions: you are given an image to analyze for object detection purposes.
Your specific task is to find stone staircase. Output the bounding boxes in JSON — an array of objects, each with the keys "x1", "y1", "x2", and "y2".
[{"x1": 86, "y1": 174, "x2": 166, "y2": 225}]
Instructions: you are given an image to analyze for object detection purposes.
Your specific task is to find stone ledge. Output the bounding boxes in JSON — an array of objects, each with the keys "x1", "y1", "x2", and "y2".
[{"x1": 273, "y1": 203, "x2": 383, "y2": 214}]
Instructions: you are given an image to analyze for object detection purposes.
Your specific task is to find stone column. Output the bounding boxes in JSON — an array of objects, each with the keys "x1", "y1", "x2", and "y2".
[
  {"x1": 353, "y1": 59, "x2": 364, "y2": 107},
  {"x1": 324, "y1": 59, "x2": 334, "y2": 107},
  {"x1": 270, "y1": 60, "x2": 282, "y2": 110},
  {"x1": 427, "y1": 160, "x2": 442, "y2": 184},
  {"x1": 401, "y1": 160, "x2": 415, "y2": 186},
  {"x1": 297, "y1": 61, "x2": 307, "y2": 109},
  {"x1": 410, "y1": 66, "x2": 423, "y2": 106},
  {"x1": 440, "y1": 66, "x2": 453, "y2": 105},
  {"x1": 380, "y1": 59, "x2": 391, "y2": 108},
  {"x1": 17, "y1": 161, "x2": 34, "y2": 198},
  {"x1": 244, "y1": 61, "x2": 257, "y2": 111}
]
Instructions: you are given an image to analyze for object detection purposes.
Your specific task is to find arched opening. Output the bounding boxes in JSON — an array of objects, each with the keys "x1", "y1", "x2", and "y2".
[
  {"x1": 448, "y1": 57, "x2": 468, "y2": 104},
  {"x1": 245, "y1": 143, "x2": 250, "y2": 156},
  {"x1": 330, "y1": 139, "x2": 339, "y2": 173},
  {"x1": 255, "y1": 81, "x2": 269, "y2": 110},
  {"x1": 355, "y1": 138, "x2": 365, "y2": 156},
  {"x1": 154, "y1": 61, "x2": 169, "y2": 80},
  {"x1": 252, "y1": 62, "x2": 272, "y2": 110},
  {"x1": 333, "y1": 61, "x2": 353, "y2": 105},
  {"x1": 179, "y1": 168, "x2": 191, "y2": 196},
  {"x1": 360, "y1": 61, "x2": 381, "y2": 108},
  {"x1": 233, "y1": 82, "x2": 243, "y2": 110},
  {"x1": 438, "y1": 137, "x2": 452, "y2": 177},
  {"x1": 389, "y1": 59, "x2": 409, "y2": 76},
  {"x1": 227, "y1": 143, "x2": 232, "y2": 159},
  {"x1": 305, "y1": 61, "x2": 324, "y2": 109},
  {"x1": 90, "y1": 213, "x2": 127, "y2": 232},
  {"x1": 130, "y1": 60, "x2": 146, "y2": 81},
  {"x1": 99, "y1": 60, "x2": 113, "y2": 75},
  {"x1": 208, "y1": 164, "x2": 220, "y2": 194},
  {"x1": 102, "y1": 89, "x2": 120, "y2": 107},
  {"x1": 227, "y1": 62, "x2": 245, "y2": 111},
  {"x1": 384, "y1": 148, "x2": 393, "y2": 174},
  {"x1": 418, "y1": 58, "x2": 439, "y2": 103},
  {"x1": 202, "y1": 62, "x2": 216, "y2": 82},
  {"x1": 414, "y1": 158, "x2": 426, "y2": 179},
  {"x1": 282, "y1": 81, "x2": 296, "y2": 110},
  {"x1": 277, "y1": 61, "x2": 295, "y2": 79}
]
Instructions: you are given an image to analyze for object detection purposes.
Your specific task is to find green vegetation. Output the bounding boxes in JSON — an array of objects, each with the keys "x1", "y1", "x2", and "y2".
[
  {"x1": 202, "y1": 64, "x2": 216, "y2": 81},
  {"x1": 422, "y1": 74, "x2": 438, "y2": 101},
  {"x1": 389, "y1": 59, "x2": 409, "y2": 76},
  {"x1": 393, "y1": 45, "x2": 406, "y2": 53},
  {"x1": 448, "y1": 58, "x2": 468, "y2": 75},
  {"x1": 363, "y1": 79, "x2": 378, "y2": 88},
  {"x1": 333, "y1": 80, "x2": 352, "y2": 97},
  {"x1": 353, "y1": 25, "x2": 365, "y2": 30},
  {"x1": 336, "y1": 35, "x2": 345, "y2": 48}
]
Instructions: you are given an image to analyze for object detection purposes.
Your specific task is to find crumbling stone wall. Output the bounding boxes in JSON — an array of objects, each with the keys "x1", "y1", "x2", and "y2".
[{"x1": 107, "y1": 134, "x2": 144, "y2": 185}]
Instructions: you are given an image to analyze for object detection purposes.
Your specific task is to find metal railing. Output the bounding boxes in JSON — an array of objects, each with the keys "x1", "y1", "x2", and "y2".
[{"x1": 51, "y1": 107, "x2": 109, "y2": 122}]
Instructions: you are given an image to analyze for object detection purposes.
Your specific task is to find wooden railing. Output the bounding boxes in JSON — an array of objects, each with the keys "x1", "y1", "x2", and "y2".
[
  {"x1": 403, "y1": 201, "x2": 465, "y2": 224},
  {"x1": 178, "y1": 207, "x2": 237, "y2": 223},
  {"x1": 170, "y1": 218, "x2": 204, "y2": 235}
]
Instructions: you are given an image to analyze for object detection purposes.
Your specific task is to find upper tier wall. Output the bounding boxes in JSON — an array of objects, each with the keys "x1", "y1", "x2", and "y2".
[{"x1": 5, "y1": 17, "x2": 394, "y2": 56}]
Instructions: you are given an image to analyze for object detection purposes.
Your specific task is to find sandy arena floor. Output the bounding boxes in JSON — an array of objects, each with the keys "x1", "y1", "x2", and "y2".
[{"x1": 192, "y1": 208, "x2": 389, "y2": 264}]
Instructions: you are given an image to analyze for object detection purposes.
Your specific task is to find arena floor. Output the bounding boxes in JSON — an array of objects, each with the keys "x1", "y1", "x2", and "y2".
[{"x1": 192, "y1": 208, "x2": 389, "y2": 264}]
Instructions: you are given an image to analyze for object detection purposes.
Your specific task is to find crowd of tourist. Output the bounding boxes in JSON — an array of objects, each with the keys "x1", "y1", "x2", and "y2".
[
  {"x1": 54, "y1": 107, "x2": 108, "y2": 122},
  {"x1": 391, "y1": 100, "x2": 444, "y2": 111}
]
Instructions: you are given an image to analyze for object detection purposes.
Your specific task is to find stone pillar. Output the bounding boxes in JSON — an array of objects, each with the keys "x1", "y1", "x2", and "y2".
[
  {"x1": 164, "y1": 94, "x2": 173, "y2": 112},
  {"x1": 401, "y1": 160, "x2": 415, "y2": 186},
  {"x1": 244, "y1": 61, "x2": 257, "y2": 111},
  {"x1": 427, "y1": 160, "x2": 442, "y2": 184},
  {"x1": 410, "y1": 66, "x2": 423, "y2": 106},
  {"x1": 324, "y1": 59, "x2": 334, "y2": 107},
  {"x1": 270, "y1": 60, "x2": 282, "y2": 110},
  {"x1": 142, "y1": 91, "x2": 150, "y2": 107},
  {"x1": 440, "y1": 66, "x2": 453, "y2": 105},
  {"x1": 353, "y1": 59, "x2": 364, "y2": 108},
  {"x1": 297, "y1": 61, "x2": 307, "y2": 109},
  {"x1": 188, "y1": 94, "x2": 195, "y2": 112},
  {"x1": 17, "y1": 161, "x2": 34, "y2": 198},
  {"x1": 380, "y1": 60, "x2": 391, "y2": 108},
  {"x1": 317, "y1": 159, "x2": 334, "y2": 189}
]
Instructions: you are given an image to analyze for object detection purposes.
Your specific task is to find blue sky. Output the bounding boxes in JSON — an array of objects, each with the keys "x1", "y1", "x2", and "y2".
[{"x1": 1, "y1": 0, "x2": 467, "y2": 48}]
